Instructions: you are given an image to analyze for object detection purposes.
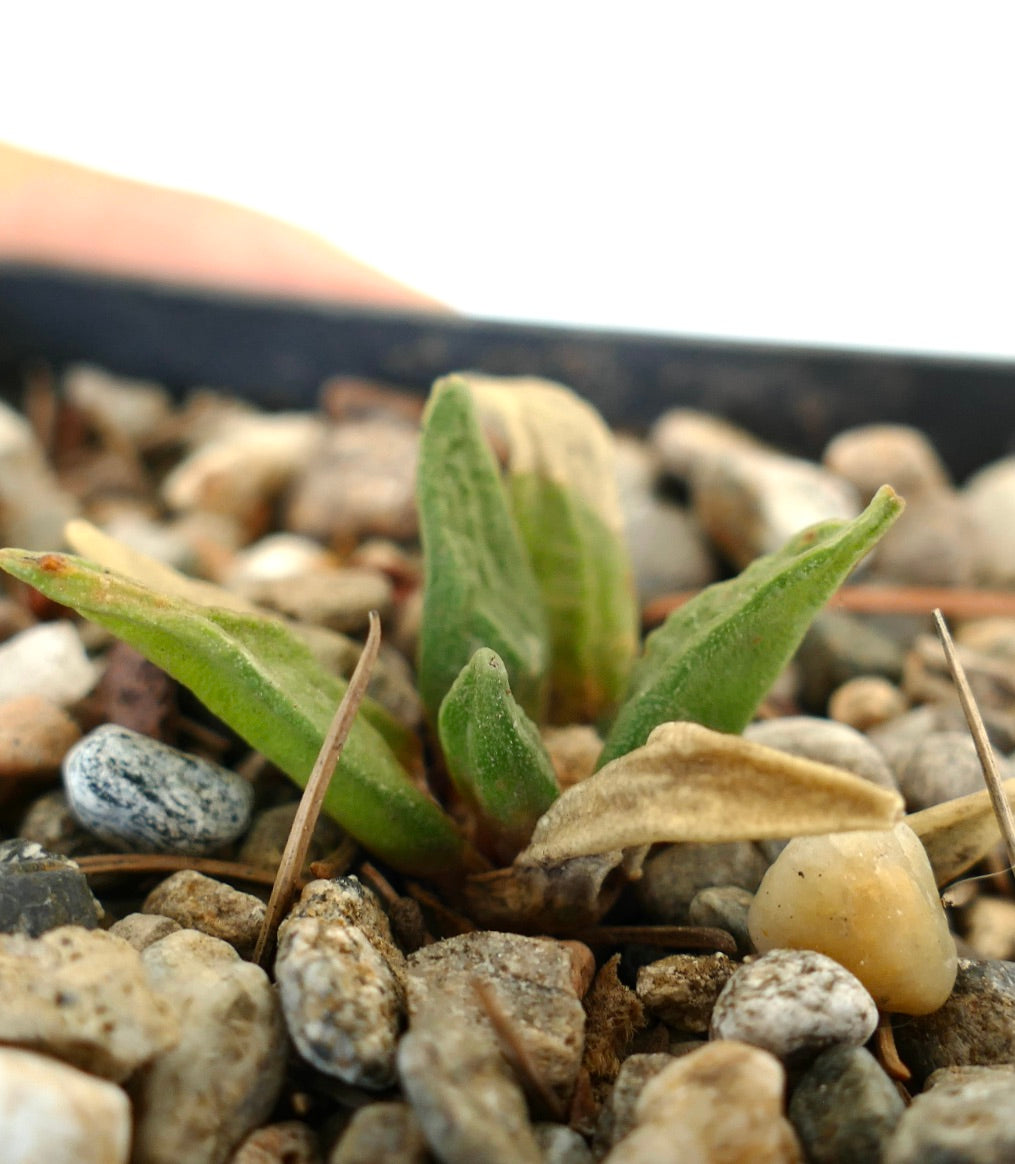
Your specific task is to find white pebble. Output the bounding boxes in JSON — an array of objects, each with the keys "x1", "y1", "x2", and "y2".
[
  {"x1": 0, "y1": 1046, "x2": 131, "y2": 1164},
  {"x1": 0, "y1": 621, "x2": 99, "y2": 707},
  {"x1": 710, "y1": 948, "x2": 878, "y2": 1061}
]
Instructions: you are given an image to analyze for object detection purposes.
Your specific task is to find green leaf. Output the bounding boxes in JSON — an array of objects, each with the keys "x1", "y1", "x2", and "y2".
[
  {"x1": 416, "y1": 376, "x2": 549, "y2": 723},
  {"x1": 0, "y1": 548, "x2": 470, "y2": 877},
  {"x1": 438, "y1": 648, "x2": 559, "y2": 859},
  {"x1": 464, "y1": 375, "x2": 639, "y2": 725},
  {"x1": 63, "y1": 518, "x2": 417, "y2": 764},
  {"x1": 597, "y1": 485, "x2": 905, "y2": 767}
]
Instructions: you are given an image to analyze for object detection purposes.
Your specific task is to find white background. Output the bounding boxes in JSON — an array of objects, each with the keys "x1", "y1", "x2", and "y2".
[{"x1": 2, "y1": 3, "x2": 1012, "y2": 358}]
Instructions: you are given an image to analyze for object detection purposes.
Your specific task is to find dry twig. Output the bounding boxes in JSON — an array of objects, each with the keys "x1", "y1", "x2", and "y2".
[{"x1": 252, "y1": 610, "x2": 382, "y2": 967}]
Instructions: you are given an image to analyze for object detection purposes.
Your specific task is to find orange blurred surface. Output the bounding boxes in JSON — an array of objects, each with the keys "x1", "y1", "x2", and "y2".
[{"x1": 0, "y1": 143, "x2": 445, "y2": 311}]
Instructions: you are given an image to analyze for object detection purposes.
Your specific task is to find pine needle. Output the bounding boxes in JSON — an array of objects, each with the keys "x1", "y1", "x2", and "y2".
[
  {"x1": 253, "y1": 610, "x2": 382, "y2": 967},
  {"x1": 933, "y1": 609, "x2": 1015, "y2": 873}
]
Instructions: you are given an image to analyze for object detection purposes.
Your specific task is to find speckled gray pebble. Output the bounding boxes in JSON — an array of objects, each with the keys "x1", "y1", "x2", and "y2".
[
  {"x1": 744, "y1": 715, "x2": 898, "y2": 790},
  {"x1": 63, "y1": 723, "x2": 254, "y2": 855},
  {"x1": 637, "y1": 841, "x2": 770, "y2": 923},
  {"x1": 710, "y1": 948, "x2": 879, "y2": 1064},
  {"x1": 891, "y1": 959, "x2": 1015, "y2": 1085},
  {"x1": 789, "y1": 1045, "x2": 904, "y2": 1163},
  {"x1": 0, "y1": 838, "x2": 102, "y2": 935},
  {"x1": 884, "y1": 1067, "x2": 1015, "y2": 1164}
]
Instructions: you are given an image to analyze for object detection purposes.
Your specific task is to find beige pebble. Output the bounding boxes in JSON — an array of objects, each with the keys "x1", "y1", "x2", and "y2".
[
  {"x1": 604, "y1": 1040, "x2": 802, "y2": 1163},
  {"x1": 822, "y1": 424, "x2": 950, "y2": 503},
  {"x1": 0, "y1": 695, "x2": 81, "y2": 779},
  {"x1": 133, "y1": 929, "x2": 287, "y2": 1164},
  {"x1": 0, "y1": 1045, "x2": 131, "y2": 1164},
  {"x1": 692, "y1": 447, "x2": 860, "y2": 568},
  {"x1": 962, "y1": 896, "x2": 1015, "y2": 961},
  {"x1": 398, "y1": 1014, "x2": 542, "y2": 1164},
  {"x1": 161, "y1": 412, "x2": 325, "y2": 535},
  {"x1": 238, "y1": 567, "x2": 393, "y2": 633},
  {"x1": 275, "y1": 878, "x2": 406, "y2": 1090},
  {"x1": 0, "y1": 926, "x2": 179, "y2": 1081},
  {"x1": 828, "y1": 676, "x2": 908, "y2": 731},
  {"x1": 109, "y1": 912, "x2": 183, "y2": 952},
  {"x1": 541, "y1": 724, "x2": 603, "y2": 789},
  {"x1": 327, "y1": 1102, "x2": 428, "y2": 1164},
  {"x1": 142, "y1": 870, "x2": 266, "y2": 957},
  {"x1": 748, "y1": 821, "x2": 957, "y2": 1014},
  {"x1": 649, "y1": 408, "x2": 763, "y2": 480}
]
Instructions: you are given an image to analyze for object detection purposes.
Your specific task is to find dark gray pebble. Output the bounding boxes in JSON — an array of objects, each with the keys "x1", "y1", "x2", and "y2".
[
  {"x1": 892, "y1": 959, "x2": 1015, "y2": 1086},
  {"x1": 636, "y1": 841, "x2": 770, "y2": 924},
  {"x1": 0, "y1": 838, "x2": 101, "y2": 936},
  {"x1": 687, "y1": 885, "x2": 755, "y2": 954},
  {"x1": 62, "y1": 724, "x2": 254, "y2": 855},
  {"x1": 789, "y1": 1045, "x2": 904, "y2": 1163}
]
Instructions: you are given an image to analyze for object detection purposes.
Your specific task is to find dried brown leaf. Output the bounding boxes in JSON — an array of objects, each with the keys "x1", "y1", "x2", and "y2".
[
  {"x1": 908, "y1": 779, "x2": 1015, "y2": 887},
  {"x1": 521, "y1": 721, "x2": 905, "y2": 865}
]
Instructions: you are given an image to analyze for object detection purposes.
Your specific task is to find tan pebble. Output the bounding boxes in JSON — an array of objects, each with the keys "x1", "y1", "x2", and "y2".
[
  {"x1": 134, "y1": 930, "x2": 287, "y2": 1164},
  {"x1": 0, "y1": 695, "x2": 81, "y2": 779},
  {"x1": 408, "y1": 930, "x2": 587, "y2": 1105},
  {"x1": 238, "y1": 567, "x2": 393, "y2": 633},
  {"x1": 541, "y1": 724, "x2": 603, "y2": 789},
  {"x1": 398, "y1": 1016, "x2": 542, "y2": 1164},
  {"x1": 962, "y1": 896, "x2": 1015, "y2": 961},
  {"x1": 828, "y1": 676, "x2": 908, "y2": 731},
  {"x1": 636, "y1": 952, "x2": 734, "y2": 1033},
  {"x1": 109, "y1": 913, "x2": 183, "y2": 952},
  {"x1": 822, "y1": 424, "x2": 950, "y2": 502},
  {"x1": 327, "y1": 1102, "x2": 427, "y2": 1164},
  {"x1": 142, "y1": 870, "x2": 266, "y2": 957},
  {"x1": 605, "y1": 1039, "x2": 802, "y2": 1163},
  {"x1": 748, "y1": 821, "x2": 957, "y2": 1014}
]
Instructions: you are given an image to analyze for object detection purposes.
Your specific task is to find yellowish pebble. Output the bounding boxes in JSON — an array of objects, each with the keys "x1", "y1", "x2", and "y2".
[{"x1": 747, "y1": 821, "x2": 957, "y2": 1014}]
